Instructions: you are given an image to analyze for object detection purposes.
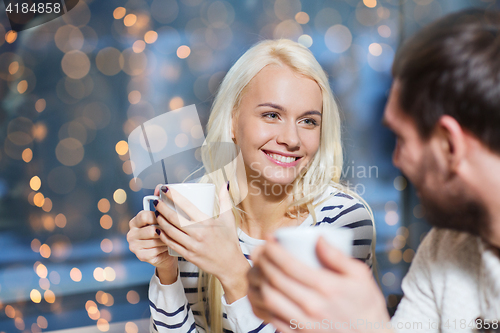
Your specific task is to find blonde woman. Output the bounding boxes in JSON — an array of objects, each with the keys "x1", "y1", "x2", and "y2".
[{"x1": 127, "y1": 39, "x2": 374, "y2": 333}]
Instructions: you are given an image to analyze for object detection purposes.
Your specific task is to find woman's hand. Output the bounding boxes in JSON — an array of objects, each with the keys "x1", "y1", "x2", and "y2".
[
  {"x1": 247, "y1": 236, "x2": 391, "y2": 333},
  {"x1": 155, "y1": 183, "x2": 250, "y2": 303},
  {"x1": 127, "y1": 185, "x2": 178, "y2": 285}
]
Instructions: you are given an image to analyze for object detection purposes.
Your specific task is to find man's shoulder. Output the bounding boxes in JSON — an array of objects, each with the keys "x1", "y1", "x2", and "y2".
[{"x1": 418, "y1": 228, "x2": 482, "y2": 267}]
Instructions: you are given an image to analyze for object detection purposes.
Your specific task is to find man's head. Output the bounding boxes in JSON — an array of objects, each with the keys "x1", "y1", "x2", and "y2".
[{"x1": 383, "y1": 9, "x2": 500, "y2": 241}]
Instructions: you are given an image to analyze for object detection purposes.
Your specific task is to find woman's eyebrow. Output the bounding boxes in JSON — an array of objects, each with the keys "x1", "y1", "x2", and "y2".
[
  {"x1": 257, "y1": 103, "x2": 322, "y2": 117},
  {"x1": 302, "y1": 110, "x2": 322, "y2": 117},
  {"x1": 257, "y1": 102, "x2": 285, "y2": 111}
]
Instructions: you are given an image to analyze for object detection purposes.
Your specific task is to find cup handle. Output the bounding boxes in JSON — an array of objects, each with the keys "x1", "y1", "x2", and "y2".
[{"x1": 143, "y1": 195, "x2": 160, "y2": 211}]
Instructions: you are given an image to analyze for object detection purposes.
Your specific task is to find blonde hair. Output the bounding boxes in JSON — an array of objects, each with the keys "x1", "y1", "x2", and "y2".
[{"x1": 195, "y1": 39, "x2": 376, "y2": 332}]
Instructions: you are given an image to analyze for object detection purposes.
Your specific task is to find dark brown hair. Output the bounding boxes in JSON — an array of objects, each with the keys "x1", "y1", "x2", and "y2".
[{"x1": 392, "y1": 9, "x2": 500, "y2": 152}]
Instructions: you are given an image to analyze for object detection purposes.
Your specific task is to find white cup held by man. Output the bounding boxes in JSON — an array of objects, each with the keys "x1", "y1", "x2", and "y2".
[{"x1": 275, "y1": 226, "x2": 353, "y2": 269}]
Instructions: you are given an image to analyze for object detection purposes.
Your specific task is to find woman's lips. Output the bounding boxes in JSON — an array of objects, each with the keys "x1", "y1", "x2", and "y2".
[{"x1": 262, "y1": 150, "x2": 302, "y2": 167}]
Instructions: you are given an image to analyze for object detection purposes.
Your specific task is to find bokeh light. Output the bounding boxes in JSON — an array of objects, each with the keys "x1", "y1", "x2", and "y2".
[
  {"x1": 113, "y1": 189, "x2": 127, "y2": 204},
  {"x1": 61, "y1": 51, "x2": 91, "y2": 79},
  {"x1": 30, "y1": 289, "x2": 42, "y2": 303},
  {"x1": 44, "y1": 290, "x2": 56, "y2": 303},
  {"x1": 100, "y1": 215, "x2": 113, "y2": 229},
  {"x1": 124, "y1": 14, "x2": 137, "y2": 27},
  {"x1": 125, "y1": 322, "x2": 139, "y2": 333},
  {"x1": 70, "y1": 268, "x2": 82, "y2": 282},
  {"x1": 113, "y1": 7, "x2": 126, "y2": 19},
  {"x1": 96, "y1": 47, "x2": 124, "y2": 76},
  {"x1": 126, "y1": 290, "x2": 140, "y2": 304},
  {"x1": 393, "y1": 176, "x2": 407, "y2": 191},
  {"x1": 132, "y1": 40, "x2": 146, "y2": 53},
  {"x1": 98, "y1": 198, "x2": 111, "y2": 213},
  {"x1": 325, "y1": 25, "x2": 352, "y2": 53},
  {"x1": 30, "y1": 176, "x2": 41, "y2": 191},
  {"x1": 177, "y1": 45, "x2": 191, "y2": 59},
  {"x1": 100, "y1": 239, "x2": 113, "y2": 253},
  {"x1": 5, "y1": 30, "x2": 17, "y2": 43},
  {"x1": 144, "y1": 30, "x2": 158, "y2": 44},
  {"x1": 363, "y1": 0, "x2": 377, "y2": 8},
  {"x1": 22, "y1": 148, "x2": 33, "y2": 162}
]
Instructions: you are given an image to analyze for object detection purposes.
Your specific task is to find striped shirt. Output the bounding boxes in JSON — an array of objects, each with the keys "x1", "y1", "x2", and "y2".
[{"x1": 149, "y1": 186, "x2": 374, "y2": 333}]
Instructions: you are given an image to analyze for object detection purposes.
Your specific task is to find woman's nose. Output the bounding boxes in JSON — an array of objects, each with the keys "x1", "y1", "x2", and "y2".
[{"x1": 276, "y1": 122, "x2": 301, "y2": 149}]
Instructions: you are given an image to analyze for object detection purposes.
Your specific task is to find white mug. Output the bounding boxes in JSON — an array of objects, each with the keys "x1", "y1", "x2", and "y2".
[
  {"x1": 274, "y1": 226, "x2": 353, "y2": 269},
  {"x1": 143, "y1": 183, "x2": 216, "y2": 256}
]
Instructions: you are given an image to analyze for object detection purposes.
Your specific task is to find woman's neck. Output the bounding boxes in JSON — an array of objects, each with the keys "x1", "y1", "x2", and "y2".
[{"x1": 238, "y1": 183, "x2": 308, "y2": 239}]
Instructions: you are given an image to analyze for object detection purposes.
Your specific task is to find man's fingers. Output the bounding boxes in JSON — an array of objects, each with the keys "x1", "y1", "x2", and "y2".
[
  {"x1": 257, "y1": 251, "x2": 325, "y2": 317},
  {"x1": 260, "y1": 239, "x2": 327, "y2": 290},
  {"x1": 250, "y1": 244, "x2": 264, "y2": 264},
  {"x1": 270, "y1": 316, "x2": 297, "y2": 333},
  {"x1": 257, "y1": 281, "x2": 310, "y2": 327},
  {"x1": 316, "y1": 236, "x2": 362, "y2": 275}
]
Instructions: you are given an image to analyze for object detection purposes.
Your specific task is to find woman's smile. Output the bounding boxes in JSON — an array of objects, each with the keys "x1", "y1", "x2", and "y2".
[{"x1": 261, "y1": 149, "x2": 302, "y2": 167}]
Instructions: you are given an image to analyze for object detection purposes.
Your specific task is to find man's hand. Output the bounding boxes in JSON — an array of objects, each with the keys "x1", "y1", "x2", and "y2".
[{"x1": 247, "y1": 236, "x2": 392, "y2": 333}]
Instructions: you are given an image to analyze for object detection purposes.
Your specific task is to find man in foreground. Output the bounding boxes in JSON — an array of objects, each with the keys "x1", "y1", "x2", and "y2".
[{"x1": 247, "y1": 8, "x2": 500, "y2": 333}]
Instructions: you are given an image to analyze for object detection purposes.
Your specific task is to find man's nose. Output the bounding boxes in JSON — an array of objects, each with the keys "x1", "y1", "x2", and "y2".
[{"x1": 277, "y1": 122, "x2": 301, "y2": 149}]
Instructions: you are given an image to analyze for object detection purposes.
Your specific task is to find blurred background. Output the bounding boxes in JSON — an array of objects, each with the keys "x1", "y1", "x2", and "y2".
[{"x1": 0, "y1": 0, "x2": 498, "y2": 332}]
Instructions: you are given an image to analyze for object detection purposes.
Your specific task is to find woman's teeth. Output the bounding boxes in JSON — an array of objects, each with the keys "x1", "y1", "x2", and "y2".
[{"x1": 266, "y1": 153, "x2": 298, "y2": 164}]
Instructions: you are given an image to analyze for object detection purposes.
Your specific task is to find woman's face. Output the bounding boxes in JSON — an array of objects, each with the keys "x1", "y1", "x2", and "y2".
[{"x1": 232, "y1": 64, "x2": 323, "y2": 186}]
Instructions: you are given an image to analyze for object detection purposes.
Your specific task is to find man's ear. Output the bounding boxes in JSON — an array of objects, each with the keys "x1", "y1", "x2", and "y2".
[{"x1": 436, "y1": 115, "x2": 466, "y2": 171}]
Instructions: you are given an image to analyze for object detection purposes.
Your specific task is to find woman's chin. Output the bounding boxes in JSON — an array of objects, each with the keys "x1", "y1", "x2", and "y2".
[{"x1": 263, "y1": 178, "x2": 296, "y2": 187}]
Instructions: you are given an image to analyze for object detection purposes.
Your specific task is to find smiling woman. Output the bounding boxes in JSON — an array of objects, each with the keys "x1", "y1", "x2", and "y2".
[{"x1": 126, "y1": 39, "x2": 375, "y2": 333}]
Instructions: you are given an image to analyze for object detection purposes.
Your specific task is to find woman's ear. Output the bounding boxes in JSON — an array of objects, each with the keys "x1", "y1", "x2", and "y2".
[{"x1": 231, "y1": 112, "x2": 237, "y2": 143}]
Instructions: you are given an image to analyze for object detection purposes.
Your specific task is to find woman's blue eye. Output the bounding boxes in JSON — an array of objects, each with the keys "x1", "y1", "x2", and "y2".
[
  {"x1": 303, "y1": 118, "x2": 318, "y2": 126},
  {"x1": 264, "y1": 112, "x2": 278, "y2": 119}
]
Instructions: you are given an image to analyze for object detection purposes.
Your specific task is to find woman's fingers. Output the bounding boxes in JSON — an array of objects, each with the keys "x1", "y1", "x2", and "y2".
[
  {"x1": 134, "y1": 238, "x2": 165, "y2": 249},
  {"x1": 129, "y1": 210, "x2": 157, "y2": 229},
  {"x1": 155, "y1": 200, "x2": 192, "y2": 232},
  {"x1": 156, "y1": 215, "x2": 193, "y2": 250},
  {"x1": 135, "y1": 246, "x2": 169, "y2": 263},
  {"x1": 159, "y1": 232, "x2": 189, "y2": 258},
  {"x1": 162, "y1": 186, "x2": 206, "y2": 224},
  {"x1": 154, "y1": 184, "x2": 162, "y2": 196},
  {"x1": 129, "y1": 224, "x2": 161, "y2": 241}
]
